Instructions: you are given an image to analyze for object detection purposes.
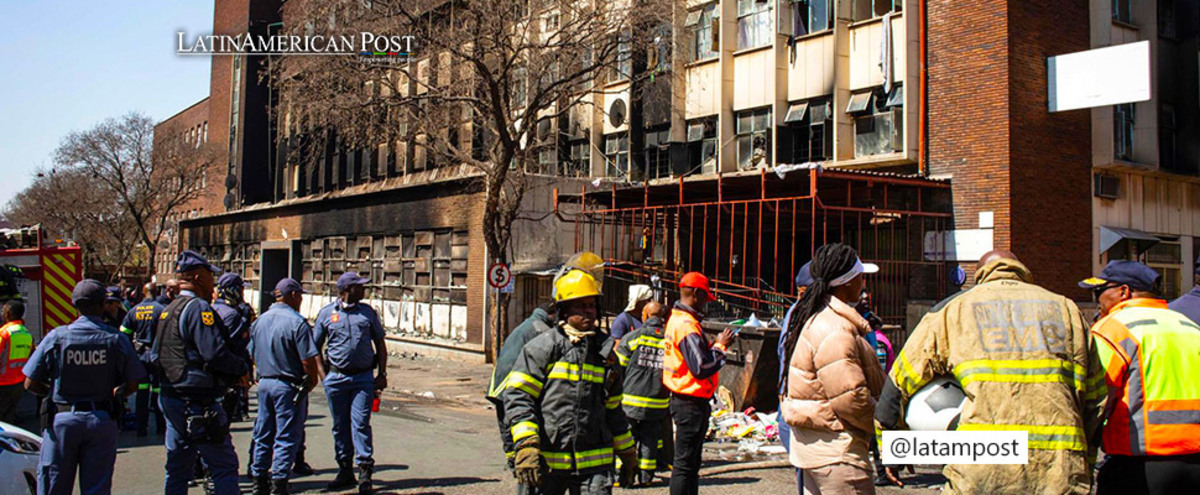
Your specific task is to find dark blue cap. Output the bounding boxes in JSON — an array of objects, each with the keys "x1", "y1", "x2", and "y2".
[
  {"x1": 1079, "y1": 260, "x2": 1160, "y2": 293},
  {"x1": 337, "y1": 272, "x2": 370, "y2": 291},
  {"x1": 274, "y1": 277, "x2": 306, "y2": 296},
  {"x1": 175, "y1": 250, "x2": 222, "y2": 275},
  {"x1": 794, "y1": 262, "x2": 813, "y2": 288},
  {"x1": 217, "y1": 272, "x2": 249, "y2": 289},
  {"x1": 72, "y1": 279, "x2": 108, "y2": 306},
  {"x1": 105, "y1": 286, "x2": 123, "y2": 302}
]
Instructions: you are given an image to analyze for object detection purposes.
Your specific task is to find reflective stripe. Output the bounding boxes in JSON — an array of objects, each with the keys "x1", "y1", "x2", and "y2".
[
  {"x1": 1084, "y1": 370, "x2": 1108, "y2": 401},
  {"x1": 507, "y1": 372, "x2": 545, "y2": 399},
  {"x1": 119, "y1": 326, "x2": 134, "y2": 336},
  {"x1": 511, "y1": 421, "x2": 539, "y2": 442},
  {"x1": 616, "y1": 352, "x2": 630, "y2": 367},
  {"x1": 892, "y1": 350, "x2": 926, "y2": 397},
  {"x1": 606, "y1": 394, "x2": 623, "y2": 410},
  {"x1": 542, "y1": 447, "x2": 615, "y2": 471},
  {"x1": 622, "y1": 394, "x2": 669, "y2": 409},
  {"x1": 958, "y1": 424, "x2": 1086, "y2": 451},
  {"x1": 613, "y1": 431, "x2": 635, "y2": 452},
  {"x1": 487, "y1": 371, "x2": 512, "y2": 398},
  {"x1": 505, "y1": 451, "x2": 515, "y2": 459},
  {"x1": 1125, "y1": 339, "x2": 1147, "y2": 455},
  {"x1": 137, "y1": 383, "x2": 150, "y2": 391},
  {"x1": 630, "y1": 335, "x2": 664, "y2": 350},
  {"x1": 953, "y1": 359, "x2": 1086, "y2": 390},
  {"x1": 638, "y1": 458, "x2": 657, "y2": 470},
  {"x1": 657, "y1": 439, "x2": 663, "y2": 448},
  {"x1": 1147, "y1": 410, "x2": 1200, "y2": 425},
  {"x1": 548, "y1": 362, "x2": 605, "y2": 384}
]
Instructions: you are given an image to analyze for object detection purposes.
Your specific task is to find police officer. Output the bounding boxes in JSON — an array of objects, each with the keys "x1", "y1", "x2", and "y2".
[
  {"x1": 212, "y1": 272, "x2": 254, "y2": 423},
  {"x1": 103, "y1": 286, "x2": 127, "y2": 332},
  {"x1": 153, "y1": 250, "x2": 250, "y2": 495},
  {"x1": 248, "y1": 278, "x2": 321, "y2": 495},
  {"x1": 23, "y1": 279, "x2": 145, "y2": 495},
  {"x1": 161, "y1": 278, "x2": 181, "y2": 305},
  {"x1": 120, "y1": 282, "x2": 167, "y2": 437},
  {"x1": 314, "y1": 271, "x2": 388, "y2": 494}
]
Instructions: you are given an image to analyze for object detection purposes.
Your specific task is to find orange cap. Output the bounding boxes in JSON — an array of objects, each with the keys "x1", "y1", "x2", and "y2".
[{"x1": 679, "y1": 272, "x2": 716, "y2": 301}]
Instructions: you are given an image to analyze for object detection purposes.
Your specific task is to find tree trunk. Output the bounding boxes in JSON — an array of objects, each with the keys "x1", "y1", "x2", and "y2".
[{"x1": 146, "y1": 244, "x2": 157, "y2": 282}]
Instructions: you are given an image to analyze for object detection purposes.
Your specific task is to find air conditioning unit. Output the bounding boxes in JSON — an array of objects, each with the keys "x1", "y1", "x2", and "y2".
[{"x1": 1094, "y1": 173, "x2": 1120, "y2": 200}]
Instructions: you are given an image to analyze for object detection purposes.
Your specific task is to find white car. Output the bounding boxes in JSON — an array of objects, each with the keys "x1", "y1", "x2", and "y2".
[{"x1": 0, "y1": 421, "x2": 40, "y2": 495}]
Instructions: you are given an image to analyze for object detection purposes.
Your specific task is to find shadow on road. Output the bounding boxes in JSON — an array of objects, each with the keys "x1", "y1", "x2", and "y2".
[{"x1": 697, "y1": 476, "x2": 759, "y2": 487}]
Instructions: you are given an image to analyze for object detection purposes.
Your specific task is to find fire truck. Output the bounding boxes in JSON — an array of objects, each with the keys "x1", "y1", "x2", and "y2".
[{"x1": 0, "y1": 225, "x2": 83, "y2": 340}]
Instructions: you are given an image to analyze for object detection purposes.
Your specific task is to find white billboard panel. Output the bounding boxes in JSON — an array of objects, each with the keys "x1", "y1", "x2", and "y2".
[{"x1": 1047, "y1": 41, "x2": 1151, "y2": 112}]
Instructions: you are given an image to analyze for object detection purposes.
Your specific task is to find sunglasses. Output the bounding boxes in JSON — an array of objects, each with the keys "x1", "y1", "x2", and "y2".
[{"x1": 1091, "y1": 284, "x2": 1122, "y2": 301}]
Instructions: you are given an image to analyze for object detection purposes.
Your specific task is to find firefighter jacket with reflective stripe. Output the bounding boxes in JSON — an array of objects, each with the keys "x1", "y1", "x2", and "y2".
[
  {"x1": 0, "y1": 321, "x2": 33, "y2": 386},
  {"x1": 615, "y1": 316, "x2": 669, "y2": 420},
  {"x1": 883, "y1": 259, "x2": 1104, "y2": 495},
  {"x1": 1092, "y1": 298, "x2": 1200, "y2": 456},
  {"x1": 503, "y1": 325, "x2": 633, "y2": 473},
  {"x1": 663, "y1": 304, "x2": 725, "y2": 398}
]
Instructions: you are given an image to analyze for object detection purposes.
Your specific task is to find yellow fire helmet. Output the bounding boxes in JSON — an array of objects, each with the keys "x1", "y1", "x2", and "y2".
[
  {"x1": 552, "y1": 251, "x2": 605, "y2": 300},
  {"x1": 554, "y1": 268, "x2": 602, "y2": 304}
]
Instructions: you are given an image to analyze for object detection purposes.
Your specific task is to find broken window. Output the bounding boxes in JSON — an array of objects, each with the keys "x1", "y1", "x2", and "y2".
[
  {"x1": 784, "y1": 97, "x2": 832, "y2": 163},
  {"x1": 736, "y1": 107, "x2": 772, "y2": 170},
  {"x1": 645, "y1": 126, "x2": 671, "y2": 179},
  {"x1": 790, "y1": 0, "x2": 832, "y2": 36},
  {"x1": 853, "y1": 86, "x2": 904, "y2": 157},
  {"x1": 691, "y1": 3, "x2": 720, "y2": 61},
  {"x1": 686, "y1": 116, "x2": 718, "y2": 175}
]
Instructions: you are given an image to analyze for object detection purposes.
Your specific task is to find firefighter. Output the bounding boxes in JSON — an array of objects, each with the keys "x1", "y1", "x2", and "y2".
[
  {"x1": 23, "y1": 279, "x2": 145, "y2": 495},
  {"x1": 0, "y1": 299, "x2": 33, "y2": 424},
  {"x1": 1081, "y1": 260, "x2": 1200, "y2": 494},
  {"x1": 120, "y1": 282, "x2": 167, "y2": 437},
  {"x1": 154, "y1": 250, "x2": 250, "y2": 495},
  {"x1": 663, "y1": 271, "x2": 734, "y2": 495},
  {"x1": 614, "y1": 300, "x2": 670, "y2": 487},
  {"x1": 314, "y1": 271, "x2": 388, "y2": 494},
  {"x1": 248, "y1": 278, "x2": 321, "y2": 495},
  {"x1": 212, "y1": 272, "x2": 254, "y2": 423},
  {"x1": 875, "y1": 250, "x2": 1105, "y2": 494},
  {"x1": 504, "y1": 268, "x2": 636, "y2": 494}
]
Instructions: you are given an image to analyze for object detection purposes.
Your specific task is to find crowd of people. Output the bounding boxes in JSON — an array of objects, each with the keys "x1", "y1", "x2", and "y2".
[
  {"x1": 2, "y1": 242, "x2": 1200, "y2": 495},
  {"x1": 489, "y1": 246, "x2": 1200, "y2": 495},
  {"x1": 0, "y1": 250, "x2": 388, "y2": 495}
]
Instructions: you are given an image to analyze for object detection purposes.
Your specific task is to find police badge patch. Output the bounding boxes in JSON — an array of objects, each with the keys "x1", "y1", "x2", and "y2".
[
  {"x1": 202, "y1": 311, "x2": 215, "y2": 326},
  {"x1": 331, "y1": 313, "x2": 340, "y2": 323}
]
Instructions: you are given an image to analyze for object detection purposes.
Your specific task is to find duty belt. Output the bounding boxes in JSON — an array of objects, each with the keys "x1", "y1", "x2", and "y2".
[
  {"x1": 329, "y1": 365, "x2": 371, "y2": 376},
  {"x1": 54, "y1": 400, "x2": 113, "y2": 412},
  {"x1": 260, "y1": 375, "x2": 304, "y2": 385}
]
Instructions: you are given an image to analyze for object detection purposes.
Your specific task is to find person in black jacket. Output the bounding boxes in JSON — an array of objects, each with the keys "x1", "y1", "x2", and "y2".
[
  {"x1": 488, "y1": 302, "x2": 556, "y2": 494},
  {"x1": 614, "y1": 301, "x2": 670, "y2": 487}
]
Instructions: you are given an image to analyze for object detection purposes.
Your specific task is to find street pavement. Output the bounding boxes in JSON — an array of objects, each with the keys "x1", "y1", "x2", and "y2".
[{"x1": 83, "y1": 353, "x2": 943, "y2": 494}]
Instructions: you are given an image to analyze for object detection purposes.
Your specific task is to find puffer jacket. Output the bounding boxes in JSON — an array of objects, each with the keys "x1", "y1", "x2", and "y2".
[
  {"x1": 615, "y1": 316, "x2": 670, "y2": 420},
  {"x1": 876, "y1": 258, "x2": 1104, "y2": 495},
  {"x1": 503, "y1": 325, "x2": 634, "y2": 474},
  {"x1": 781, "y1": 295, "x2": 885, "y2": 470}
]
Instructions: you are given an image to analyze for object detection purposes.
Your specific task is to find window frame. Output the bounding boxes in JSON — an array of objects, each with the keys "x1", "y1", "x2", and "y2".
[
  {"x1": 737, "y1": 0, "x2": 774, "y2": 50},
  {"x1": 691, "y1": 3, "x2": 720, "y2": 62},
  {"x1": 790, "y1": 0, "x2": 832, "y2": 37},
  {"x1": 1114, "y1": 102, "x2": 1135, "y2": 161},
  {"x1": 735, "y1": 107, "x2": 772, "y2": 170}
]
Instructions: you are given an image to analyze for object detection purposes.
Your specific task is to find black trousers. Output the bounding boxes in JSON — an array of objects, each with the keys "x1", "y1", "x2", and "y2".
[
  {"x1": 494, "y1": 400, "x2": 538, "y2": 495},
  {"x1": 669, "y1": 394, "x2": 710, "y2": 495},
  {"x1": 134, "y1": 367, "x2": 164, "y2": 434},
  {"x1": 1098, "y1": 453, "x2": 1200, "y2": 495},
  {"x1": 630, "y1": 417, "x2": 663, "y2": 478}
]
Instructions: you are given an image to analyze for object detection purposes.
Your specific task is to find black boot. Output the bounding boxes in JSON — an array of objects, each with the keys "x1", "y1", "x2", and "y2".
[
  {"x1": 357, "y1": 463, "x2": 374, "y2": 494},
  {"x1": 291, "y1": 460, "x2": 314, "y2": 477},
  {"x1": 326, "y1": 460, "x2": 356, "y2": 490},
  {"x1": 253, "y1": 476, "x2": 270, "y2": 495},
  {"x1": 271, "y1": 478, "x2": 290, "y2": 495}
]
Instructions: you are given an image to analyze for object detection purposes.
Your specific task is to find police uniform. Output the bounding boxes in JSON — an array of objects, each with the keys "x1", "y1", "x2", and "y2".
[
  {"x1": 313, "y1": 272, "x2": 385, "y2": 486},
  {"x1": 154, "y1": 251, "x2": 250, "y2": 495},
  {"x1": 213, "y1": 272, "x2": 254, "y2": 422},
  {"x1": 248, "y1": 279, "x2": 319, "y2": 489},
  {"x1": 120, "y1": 296, "x2": 167, "y2": 436},
  {"x1": 23, "y1": 280, "x2": 145, "y2": 495}
]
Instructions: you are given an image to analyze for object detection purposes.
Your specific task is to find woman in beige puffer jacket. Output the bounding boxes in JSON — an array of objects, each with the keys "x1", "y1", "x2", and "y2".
[{"x1": 780, "y1": 243, "x2": 885, "y2": 495}]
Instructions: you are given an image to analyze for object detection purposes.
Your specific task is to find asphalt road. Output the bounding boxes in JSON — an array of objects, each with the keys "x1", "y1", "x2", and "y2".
[{"x1": 102, "y1": 387, "x2": 943, "y2": 494}]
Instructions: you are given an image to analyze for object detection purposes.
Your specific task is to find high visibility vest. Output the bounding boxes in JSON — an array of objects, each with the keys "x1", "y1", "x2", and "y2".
[
  {"x1": 662, "y1": 308, "x2": 723, "y2": 398},
  {"x1": 1093, "y1": 298, "x2": 1200, "y2": 456},
  {"x1": 0, "y1": 321, "x2": 33, "y2": 386}
]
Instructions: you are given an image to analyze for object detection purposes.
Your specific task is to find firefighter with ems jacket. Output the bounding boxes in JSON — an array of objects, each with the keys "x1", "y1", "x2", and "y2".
[
  {"x1": 614, "y1": 300, "x2": 670, "y2": 487},
  {"x1": 503, "y1": 269, "x2": 636, "y2": 494}
]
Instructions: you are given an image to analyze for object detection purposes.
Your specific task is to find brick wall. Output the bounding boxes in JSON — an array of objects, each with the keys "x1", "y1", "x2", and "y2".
[
  {"x1": 1007, "y1": 0, "x2": 1092, "y2": 298},
  {"x1": 928, "y1": 0, "x2": 1091, "y2": 297}
]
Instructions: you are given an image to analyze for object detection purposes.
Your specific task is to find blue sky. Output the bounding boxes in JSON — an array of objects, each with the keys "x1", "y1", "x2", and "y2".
[{"x1": 0, "y1": 2, "x2": 214, "y2": 210}]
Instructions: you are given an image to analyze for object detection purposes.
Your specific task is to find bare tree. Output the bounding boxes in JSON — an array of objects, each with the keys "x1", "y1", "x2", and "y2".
[
  {"x1": 52, "y1": 112, "x2": 217, "y2": 277},
  {"x1": 274, "y1": 0, "x2": 674, "y2": 359},
  {"x1": 4, "y1": 168, "x2": 141, "y2": 282}
]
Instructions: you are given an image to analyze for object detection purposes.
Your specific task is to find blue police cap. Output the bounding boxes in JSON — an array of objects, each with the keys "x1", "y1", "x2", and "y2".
[
  {"x1": 1078, "y1": 260, "x2": 1160, "y2": 293},
  {"x1": 175, "y1": 250, "x2": 222, "y2": 275},
  {"x1": 275, "y1": 277, "x2": 306, "y2": 296},
  {"x1": 72, "y1": 279, "x2": 108, "y2": 306},
  {"x1": 794, "y1": 262, "x2": 813, "y2": 288},
  {"x1": 336, "y1": 271, "x2": 370, "y2": 291},
  {"x1": 105, "y1": 286, "x2": 123, "y2": 302},
  {"x1": 217, "y1": 272, "x2": 250, "y2": 289}
]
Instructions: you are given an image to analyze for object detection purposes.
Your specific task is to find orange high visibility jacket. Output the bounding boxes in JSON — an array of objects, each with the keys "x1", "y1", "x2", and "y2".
[
  {"x1": 663, "y1": 306, "x2": 726, "y2": 398},
  {"x1": 1092, "y1": 298, "x2": 1200, "y2": 456},
  {"x1": 0, "y1": 320, "x2": 33, "y2": 386}
]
